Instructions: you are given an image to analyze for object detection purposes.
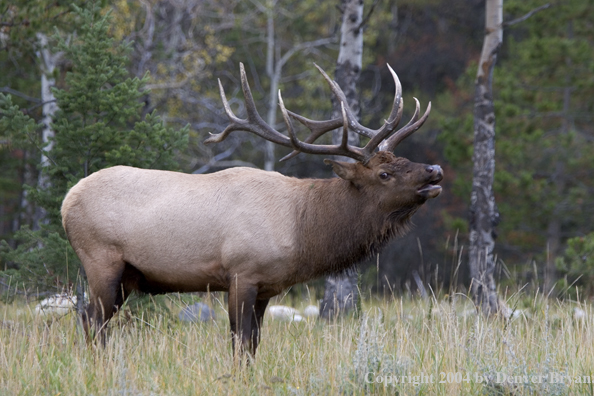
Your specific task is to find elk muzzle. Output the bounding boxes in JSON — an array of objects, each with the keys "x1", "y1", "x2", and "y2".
[{"x1": 417, "y1": 165, "x2": 443, "y2": 199}]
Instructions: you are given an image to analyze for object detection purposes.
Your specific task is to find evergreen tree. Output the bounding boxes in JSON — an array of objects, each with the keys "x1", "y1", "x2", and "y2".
[
  {"x1": 439, "y1": 0, "x2": 594, "y2": 290},
  {"x1": 0, "y1": 4, "x2": 189, "y2": 293},
  {"x1": 495, "y1": 0, "x2": 594, "y2": 290},
  {"x1": 556, "y1": 232, "x2": 594, "y2": 297},
  {"x1": 0, "y1": 0, "x2": 93, "y2": 237}
]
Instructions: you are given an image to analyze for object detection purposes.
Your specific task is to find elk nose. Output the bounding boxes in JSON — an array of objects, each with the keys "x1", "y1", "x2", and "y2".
[{"x1": 426, "y1": 165, "x2": 443, "y2": 179}]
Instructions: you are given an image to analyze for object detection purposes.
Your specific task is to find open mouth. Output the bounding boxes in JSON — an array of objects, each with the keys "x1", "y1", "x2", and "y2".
[
  {"x1": 417, "y1": 175, "x2": 443, "y2": 198},
  {"x1": 418, "y1": 183, "x2": 442, "y2": 196}
]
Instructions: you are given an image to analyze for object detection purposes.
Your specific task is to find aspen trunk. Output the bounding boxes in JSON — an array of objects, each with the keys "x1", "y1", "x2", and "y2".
[
  {"x1": 468, "y1": 0, "x2": 502, "y2": 316},
  {"x1": 264, "y1": 0, "x2": 277, "y2": 172},
  {"x1": 320, "y1": 0, "x2": 364, "y2": 320},
  {"x1": 33, "y1": 33, "x2": 60, "y2": 229}
]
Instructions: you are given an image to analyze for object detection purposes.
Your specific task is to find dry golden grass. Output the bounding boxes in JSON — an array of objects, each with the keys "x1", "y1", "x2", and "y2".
[{"x1": 1, "y1": 292, "x2": 593, "y2": 395}]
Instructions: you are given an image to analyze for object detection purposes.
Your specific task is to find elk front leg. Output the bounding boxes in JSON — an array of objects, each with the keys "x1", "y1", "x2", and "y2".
[
  {"x1": 250, "y1": 298, "x2": 269, "y2": 356},
  {"x1": 228, "y1": 281, "x2": 258, "y2": 360}
]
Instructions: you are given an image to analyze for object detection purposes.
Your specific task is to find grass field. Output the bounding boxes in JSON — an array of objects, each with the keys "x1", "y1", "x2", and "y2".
[{"x1": 1, "y1": 291, "x2": 593, "y2": 395}]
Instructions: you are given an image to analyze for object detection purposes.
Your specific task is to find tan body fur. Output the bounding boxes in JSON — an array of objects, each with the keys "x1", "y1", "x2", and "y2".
[
  {"x1": 64, "y1": 166, "x2": 301, "y2": 298},
  {"x1": 63, "y1": 151, "x2": 442, "y2": 357}
]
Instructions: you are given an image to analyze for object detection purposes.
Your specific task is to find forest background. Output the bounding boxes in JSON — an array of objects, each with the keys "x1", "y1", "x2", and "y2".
[{"x1": 1, "y1": 0, "x2": 593, "y2": 301}]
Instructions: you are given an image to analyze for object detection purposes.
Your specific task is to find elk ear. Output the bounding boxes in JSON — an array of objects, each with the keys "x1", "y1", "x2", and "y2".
[{"x1": 324, "y1": 159, "x2": 359, "y2": 181}]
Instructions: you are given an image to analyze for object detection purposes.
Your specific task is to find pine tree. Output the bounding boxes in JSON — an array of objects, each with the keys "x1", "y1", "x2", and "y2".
[
  {"x1": 439, "y1": 0, "x2": 594, "y2": 291},
  {"x1": 0, "y1": 4, "x2": 189, "y2": 293},
  {"x1": 495, "y1": 0, "x2": 594, "y2": 291}
]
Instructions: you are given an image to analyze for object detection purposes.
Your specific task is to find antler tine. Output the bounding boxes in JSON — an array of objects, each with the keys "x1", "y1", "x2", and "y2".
[
  {"x1": 203, "y1": 79, "x2": 244, "y2": 144},
  {"x1": 282, "y1": 92, "x2": 300, "y2": 150},
  {"x1": 279, "y1": 90, "x2": 367, "y2": 162},
  {"x1": 279, "y1": 111, "x2": 344, "y2": 161},
  {"x1": 287, "y1": 111, "x2": 343, "y2": 141},
  {"x1": 386, "y1": 64, "x2": 404, "y2": 125},
  {"x1": 378, "y1": 97, "x2": 420, "y2": 151},
  {"x1": 278, "y1": 149, "x2": 301, "y2": 162},
  {"x1": 218, "y1": 79, "x2": 242, "y2": 123},
  {"x1": 312, "y1": 64, "x2": 376, "y2": 139},
  {"x1": 297, "y1": 63, "x2": 406, "y2": 160},
  {"x1": 281, "y1": 63, "x2": 406, "y2": 161},
  {"x1": 281, "y1": 103, "x2": 351, "y2": 161},
  {"x1": 205, "y1": 63, "x2": 292, "y2": 146},
  {"x1": 239, "y1": 63, "x2": 264, "y2": 122},
  {"x1": 339, "y1": 102, "x2": 350, "y2": 150},
  {"x1": 359, "y1": 64, "x2": 404, "y2": 155},
  {"x1": 379, "y1": 99, "x2": 431, "y2": 152}
]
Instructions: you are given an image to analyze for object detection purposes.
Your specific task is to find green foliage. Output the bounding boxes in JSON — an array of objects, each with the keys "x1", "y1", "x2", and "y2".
[
  {"x1": 121, "y1": 293, "x2": 171, "y2": 319},
  {"x1": 0, "y1": 94, "x2": 40, "y2": 149},
  {"x1": 0, "y1": 0, "x2": 92, "y2": 99},
  {"x1": 0, "y1": 95, "x2": 40, "y2": 226},
  {"x1": 492, "y1": 0, "x2": 594, "y2": 256},
  {"x1": 1, "y1": 226, "x2": 79, "y2": 292},
  {"x1": 436, "y1": 61, "x2": 475, "y2": 178},
  {"x1": 0, "y1": 4, "x2": 188, "y2": 293},
  {"x1": 556, "y1": 232, "x2": 594, "y2": 297},
  {"x1": 437, "y1": 0, "x2": 594, "y2": 267},
  {"x1": 48, "y1": 5, "x2": 188, "y2": 175}
]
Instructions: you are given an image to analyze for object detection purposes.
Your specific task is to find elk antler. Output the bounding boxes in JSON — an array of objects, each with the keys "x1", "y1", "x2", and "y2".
[
  {"x1": 204, "y1": 63, "x2": 292, "y2": 147},
  {"x1": 205, "y1": 62, "x2": 431, "y2": 163}
]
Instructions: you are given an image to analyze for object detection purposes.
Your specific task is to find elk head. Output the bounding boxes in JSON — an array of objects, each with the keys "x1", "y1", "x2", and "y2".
[{"x1": 205, "y1": 63, "x2": 442, "y2": 204}]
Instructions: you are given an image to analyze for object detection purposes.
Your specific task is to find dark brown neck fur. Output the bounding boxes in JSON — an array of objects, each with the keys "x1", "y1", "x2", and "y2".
[{"x1": 293, "y1": 177, "x2": 419, "y2": 284}]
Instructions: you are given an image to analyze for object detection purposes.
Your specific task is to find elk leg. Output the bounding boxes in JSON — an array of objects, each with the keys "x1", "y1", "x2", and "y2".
[
  {"x1": 78, "y1": 248, "x2": 125, "y2": 343},
  {"x1": 227, "y1": 282, "x2": 258, "y2": 359},
  {"x1": 250, "y1": 298, "x2": 269, "y2": 356}
]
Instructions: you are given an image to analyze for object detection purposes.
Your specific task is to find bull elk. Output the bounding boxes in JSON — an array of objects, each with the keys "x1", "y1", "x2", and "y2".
[{"x1": 61, "y1": 63, "x2": 443, "y2": 358}]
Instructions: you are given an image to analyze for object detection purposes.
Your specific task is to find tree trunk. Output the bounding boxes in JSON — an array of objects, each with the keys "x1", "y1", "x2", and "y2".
[
  {"x1": 33, "y1": 33, "x2": 60, "y2": 229},
  {"x1": 264, "y1": 0, "x2": 278, "y2": 172},
  {"x1": 261, "y1": 0, "x2": 333, "y2": 171},
  {"x1": 320, "y1": 0, "x2": 364, "y2": 320},
  {"x1": 468, "y1": 0, "x2": 502, "y2": 316}
]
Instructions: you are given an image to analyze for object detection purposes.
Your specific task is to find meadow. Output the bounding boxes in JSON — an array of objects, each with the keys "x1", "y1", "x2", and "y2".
[{"x1": 1, "y1": 290, "x2": 593, "y2": 395}]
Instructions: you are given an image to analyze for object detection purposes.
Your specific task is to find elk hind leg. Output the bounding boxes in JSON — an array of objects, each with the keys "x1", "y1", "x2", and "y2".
[{"x1": 79, "y1": 248, "x2": 125, "y2": 343}]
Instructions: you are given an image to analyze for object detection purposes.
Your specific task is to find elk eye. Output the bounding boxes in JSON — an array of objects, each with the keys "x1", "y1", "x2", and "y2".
[{"x1": 379, "y1": 172, "x2": 390, "y2": 180}]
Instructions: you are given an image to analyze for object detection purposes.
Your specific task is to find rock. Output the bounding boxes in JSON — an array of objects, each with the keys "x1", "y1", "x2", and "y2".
[
  {"x1": 574, "y1": 307, "x2": 587, "y2": 320},
  {"x1": 267, "y1": 305, "x2": 302, "y2": 321},
  {"x1": 35, "y1": 293, "x2": 78, "y2": 315},
  {"x1": 303, "y1": 305, "x2": 320, "y2": 318},
  {"x1": 179, "y1": 302, "x2": 216, "y2": 322}
]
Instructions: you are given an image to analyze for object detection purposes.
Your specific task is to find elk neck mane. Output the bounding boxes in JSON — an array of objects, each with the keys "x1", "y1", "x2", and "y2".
[{"x1": 293, "y1": 176, "x2": 419, "y2": 282}]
